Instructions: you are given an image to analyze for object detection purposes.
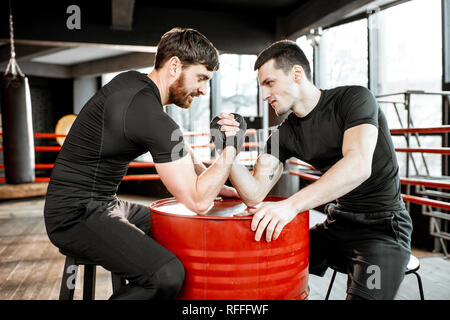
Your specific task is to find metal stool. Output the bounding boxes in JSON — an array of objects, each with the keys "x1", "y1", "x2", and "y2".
[
  {"x1": 404, "y1": 254, "x2": 425, "y2": 300},
  {"x1": 325, "y1": 254, "x2": 425, "y2": 300},
  {"x1": 59, "y1": 248, "x2": 126, "y2": 300}
]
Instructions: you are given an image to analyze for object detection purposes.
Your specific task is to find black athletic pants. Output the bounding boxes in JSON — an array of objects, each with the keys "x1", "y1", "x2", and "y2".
[
  {"x1": 45, "y1": 198, "x2": 184, "y2": 300},
  {"x1": 309, "y1": 202, "x2": 413, "y2": 300}
]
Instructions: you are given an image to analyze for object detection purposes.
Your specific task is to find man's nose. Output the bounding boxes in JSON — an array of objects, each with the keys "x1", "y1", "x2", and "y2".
[
  {"x1": 262, "y1": 88, "x2": 271, "y2": 101},
  {"x1": 198, "y1": 83, "x2": 207, "y2": 95}
]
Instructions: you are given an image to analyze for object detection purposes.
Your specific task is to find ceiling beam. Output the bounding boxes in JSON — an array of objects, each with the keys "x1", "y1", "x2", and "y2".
[
  {"x1": 0, "y1": 60, "x2": 72, "y2": 78},
  {"x1": 0, "y1": 44, "x2": 67, "y2": 64},
  {"x1": 0, "y1": 39, "x2": 157, "y2": 53},
  {"x1": 279, "y1": 0, "x2": 375, "y2": 39},
  {"x1": 71, "y1": 52, "x2": 155, "y2": 78},
  {"x1": 111, "y1": 0, "x2": 135, "y2": 31},
  {"x1": 0, "y1": 52, "x2": 155, "y2": 79}
]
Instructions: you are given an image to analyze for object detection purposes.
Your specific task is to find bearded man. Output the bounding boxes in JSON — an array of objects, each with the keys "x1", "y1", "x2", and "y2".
[{"x1": 44, "y1": 28, "x2": 245, "y2": 300}]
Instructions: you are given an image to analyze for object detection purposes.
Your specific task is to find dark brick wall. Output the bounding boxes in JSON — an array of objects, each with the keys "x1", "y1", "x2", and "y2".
[
  {"x1": 0, "y1": 76, "x2": 73, "y2": 180},
  {"x1": 29, "y1": 76, "x2": 73, "y2": 177}
]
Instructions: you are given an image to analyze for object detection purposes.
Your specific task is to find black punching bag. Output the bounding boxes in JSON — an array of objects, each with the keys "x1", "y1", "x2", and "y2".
[{"x1": 1, "y1": 73, "x2": 35, "y2": 184}]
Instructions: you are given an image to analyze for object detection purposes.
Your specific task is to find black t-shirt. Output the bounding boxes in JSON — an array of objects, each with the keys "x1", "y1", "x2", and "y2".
[
  {"x1": 44, "y1": 71, "x2": 187, "y2": 224},
  {"x1": 265, "y1": 85, "x2": 402, "y2": 212}
]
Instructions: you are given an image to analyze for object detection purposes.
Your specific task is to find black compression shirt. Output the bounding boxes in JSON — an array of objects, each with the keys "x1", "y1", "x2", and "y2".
[
  {"x1": 44, "y1": 71, "x2": 187, "y2": 223},
  {"x1": 265, "y1": 85, "x2": 402, "y2": 212}
]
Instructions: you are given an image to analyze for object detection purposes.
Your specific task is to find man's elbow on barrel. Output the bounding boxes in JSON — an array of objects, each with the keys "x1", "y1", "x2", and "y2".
[
  {"x1": 241, "y1": 192, "x2": 265, "y2": 208},
  {"x1": 193, "y1": 200, "x2": 213, "y2": 215},
  {"x1": 181, "y1": 197, "x2": 213, "y2": 216},
  {"x1": 243, "y1": 199, "x2": 260, "y2": 208}
]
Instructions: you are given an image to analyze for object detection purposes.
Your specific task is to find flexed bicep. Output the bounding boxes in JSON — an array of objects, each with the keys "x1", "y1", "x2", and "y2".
[{"x1": 154, "y1": 154, "x2": 202, "y2": 213}]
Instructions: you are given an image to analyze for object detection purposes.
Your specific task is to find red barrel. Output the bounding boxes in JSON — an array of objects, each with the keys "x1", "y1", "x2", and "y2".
[{"x1": 150, "y1": 196, "x2": 309, "y2": 300}]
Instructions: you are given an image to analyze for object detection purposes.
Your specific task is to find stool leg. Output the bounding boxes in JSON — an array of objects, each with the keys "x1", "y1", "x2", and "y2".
[
  {"x1": 83, "y1": 265, "x2": 96, "y2": 300},
  {"x1": 59, "y1": 256, "x2": 78, "y2": 300},
  {"x1": 412, "y1": 271, "x2": 425, "y2": 300},
  {"x1": 325, "y1": 270, "x2": 337, "y2": 300},
  {"x1": 111, "y1": 273, "x2": 126, "y2": 294}
]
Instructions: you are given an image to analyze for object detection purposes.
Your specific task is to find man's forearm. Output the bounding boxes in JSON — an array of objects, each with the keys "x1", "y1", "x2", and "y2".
[
  {"x1": 286, "y1": 154, "x2": 370, "y2": 213},
  {"x1": 194, "y1": 147, "x2": 237, "y2": 211},
  {"x1": 229, "y1": 162, "x2": 262, "y2": 205},
  {"x1": 229, "y1": 154, "x2": 283, "y2": 207}
]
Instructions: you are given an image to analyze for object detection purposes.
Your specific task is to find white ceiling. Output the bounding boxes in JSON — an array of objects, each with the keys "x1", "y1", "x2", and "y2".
[{"x1": 32, "y1": 47, "x2": 131, "y2": 65}]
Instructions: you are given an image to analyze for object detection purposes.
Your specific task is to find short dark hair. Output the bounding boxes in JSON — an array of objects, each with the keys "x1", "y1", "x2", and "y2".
[
  {"x1": 254, "y1": 40, "x2": 311, "y2": 81},
  {"x1": 154, "y1": 28, "x2": 219, "y2": 71}
]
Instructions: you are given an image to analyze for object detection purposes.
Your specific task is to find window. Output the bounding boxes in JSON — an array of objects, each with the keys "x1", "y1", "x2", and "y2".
[
  {"x1": 296, "y1": 35, "x2": 314, "y2": 81},
  {"x1": 377, "y1": 0, "x2": 442, "y2": 177},
  {"x1": 377, "y1": 0, "x2": 442, "y2": 95},
  {"x1": 219, "y1": 54, "x2": 258, "y2": 116},
  {"x1": 317, "y1": 19, "x2": 368, "y2": 89},
  {"x1": 305, "y1": 0, "x2": 443, "y2": 177}
]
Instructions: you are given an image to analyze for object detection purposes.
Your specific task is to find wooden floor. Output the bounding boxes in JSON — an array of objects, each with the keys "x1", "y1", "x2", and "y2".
[{"x1": 0, "y1": 195, "x2": 449, "y2": 300}]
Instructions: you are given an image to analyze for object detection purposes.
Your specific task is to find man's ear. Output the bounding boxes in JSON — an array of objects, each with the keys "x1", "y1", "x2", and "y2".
[
  {"x1": 292, "y1": 65, "x2": 304, "y2": 84},
  {"x1": 168, "y1": 56, "x2": 182, "y2": 77}
]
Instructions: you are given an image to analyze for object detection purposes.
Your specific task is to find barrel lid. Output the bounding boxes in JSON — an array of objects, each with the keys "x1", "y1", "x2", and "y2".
[{"x1": 150, "y1": 197, "x2": 279, "y2": 220}]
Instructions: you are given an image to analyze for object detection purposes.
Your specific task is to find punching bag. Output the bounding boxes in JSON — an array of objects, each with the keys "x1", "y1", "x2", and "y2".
[
  {"x1": 1, "y1": 73, "x2": 35, "y2": 184},
  {"x1": 1, "y1": 0, "x2": 35, "y2": 184}
]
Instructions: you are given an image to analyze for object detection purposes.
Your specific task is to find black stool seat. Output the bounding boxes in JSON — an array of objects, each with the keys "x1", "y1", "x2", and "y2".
[
  {"x1": 405, "y1": 254, "x2": 420, "y2": 274},
  {"x1": 58, "y1": 248, "x2": 126, "y2": 300},
  {"x1": 325, "y1": 254, "x2": 424, "y2": 300},
  {"x1": 59, "y1": 248, "x2": 98, "y2": 265}
]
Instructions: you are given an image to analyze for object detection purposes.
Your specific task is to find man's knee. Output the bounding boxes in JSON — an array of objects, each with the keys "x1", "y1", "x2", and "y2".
[
  {"x1": 152, "y1": 258, "x2": 185, "y2": 299},
  {"x1": 346, "y1": 293, "x2": 366, "y2": 300},
  {"x1": 309, "y1": 260, "x2": 328, "y2": 277}
]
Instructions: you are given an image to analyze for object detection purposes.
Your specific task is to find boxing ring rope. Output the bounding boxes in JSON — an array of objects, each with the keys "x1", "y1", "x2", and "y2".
[
  {"x1": 288, "y1": 159, "x2": 316, "y2": 171},
  {"x1": 390, "y1": 126, "x2": 450, "y2": 135},
  {"x1": 401, "y1": 194, "x2": 450, "y2": 211},
  {"x1": 3, "y1": 127, "x2": 449, "y2": 154},
  {"x1": 0, "y1": 129, "x2": 260, "y2": 183},
  {"x1": 289, "y1": 170, "x2": 450, "y2": 190},
  {"x1": 0, "y1": 127, "x2": 448, "y2": 191},
  {"x1": 0, "y1": 144, "x2": 261, "y2": 152},
  {"x1": 289, "y1": 170, "x2": 450, "y2": 211},
  {"x1": 399, "y1": 177, "x2": 450, "y2": 190},
  {"x1": 287, "y1": 126, "x2": 450, "y2": 172},
  {"x1": 2, "y1": 126, "x2": 448, "y2": 136},
  {"x1": 394, "y1": 147, "x2": 450, "y2": 155},
  {"x1": 3, "y1": 145, "x2": 449, "y2": 155}
]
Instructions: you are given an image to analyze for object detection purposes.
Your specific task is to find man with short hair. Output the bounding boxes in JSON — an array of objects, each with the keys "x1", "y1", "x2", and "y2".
[
  {"x1": 44, "y1": 28, "x2": 244, "y2": 300},
  {"x1": 220, "y1": 40, "x2": 413, "y2": 300}
]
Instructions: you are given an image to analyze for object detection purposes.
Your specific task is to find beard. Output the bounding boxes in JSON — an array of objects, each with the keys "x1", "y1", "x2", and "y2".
[{"x1": 168, "y1": 73, "x2": 197, "y2": 109}]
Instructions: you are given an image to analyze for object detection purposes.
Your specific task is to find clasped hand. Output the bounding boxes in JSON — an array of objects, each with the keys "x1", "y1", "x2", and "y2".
[
  {"x1": 247, "y1": 200, "x2": 298, "y2": 242},
  {"x1": 210, "y1": 112, "x2": 247, "y2": 154}
]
